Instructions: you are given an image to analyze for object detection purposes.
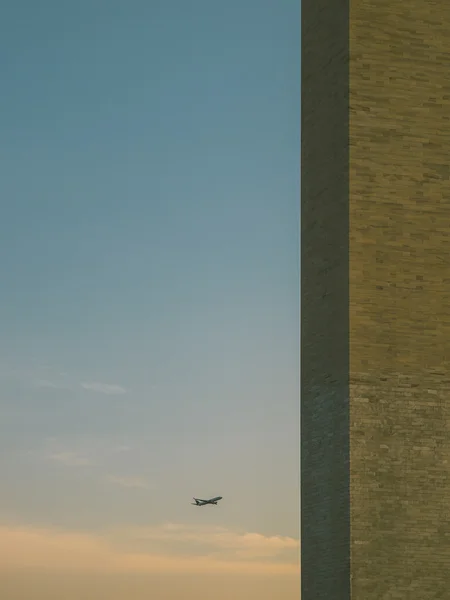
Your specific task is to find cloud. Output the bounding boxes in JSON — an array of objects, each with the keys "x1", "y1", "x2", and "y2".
[
  {"x1": 113, "y1": 445, "x2": 131, "y2": 453},
  {"x1": 0, "y1": 524, "x2": 300, "y2": 576},
  {"x1": 1, "y1": 364, "x2": 128, "y2": 397},
  {"x1": 39, "y1": 437, "x2": 131, "y2": 469},
  {"x1": 47, "y1": 452, "x2": 93, "y2": 467},
  {"x1": 119, "y1": 523, "x2": 299, "y2": 562},
  {"x1": 80, "y1": 382, "x2": 127, "y2": 395},
  {"x1": 105, "y1": 475, "x2": 151, "y2": 490},
  {"x1": 0, "y1": 364, "x2": 71, "y2": 389},
  {"x1": 33, "y1": 379, "x2": 70, "y2": 390}
]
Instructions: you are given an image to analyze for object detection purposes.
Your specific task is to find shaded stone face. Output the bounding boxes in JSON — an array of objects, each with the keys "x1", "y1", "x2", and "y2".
[
  {"x1": 302, "y1": 0, "x2": 450, "y2": 598},
  {"x1": 301, "y1": 0, "x2": 350, "y2": 596}
]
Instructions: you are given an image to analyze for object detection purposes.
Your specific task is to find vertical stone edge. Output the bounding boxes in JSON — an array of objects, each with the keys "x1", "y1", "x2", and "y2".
[{"x1": 301, "y1": 0, "x2": 350, "y2": 598}]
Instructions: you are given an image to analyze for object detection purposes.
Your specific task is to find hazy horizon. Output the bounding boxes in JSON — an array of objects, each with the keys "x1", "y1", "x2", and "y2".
[{"x1": 0, "y1": 1, "x2": 300, "y2": 598}]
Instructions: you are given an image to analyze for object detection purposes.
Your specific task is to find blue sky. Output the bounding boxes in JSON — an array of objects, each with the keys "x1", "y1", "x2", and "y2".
[{"x1": 0, "y1": 1, "x2": 299, "y2": 597}]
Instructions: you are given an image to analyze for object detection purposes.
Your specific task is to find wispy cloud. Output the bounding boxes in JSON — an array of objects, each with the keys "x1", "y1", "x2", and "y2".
[
  {"x1": 118, "y1": 523, "x2": 300, "y2": 562},
  {"x1": 1, "y1": 363, "x2": 128, "y2": 397},
  {"x1": 47, "y1": 452, "x2": 93, "y2": 467},
  {"x1": 33, "y1": 379, "x2": 70, "y2": 390},
  {"x1": 113, "y1": 445, "x2": 131, "y2": 453},
  {"x1": 0, "y1": 363, "x2": 71, "y2": 386},
  {"x1": 80, "y1": 382, "x2": 127, "y2": 395},
  {"x1": 39, "y1": 437, "x2": 131, "y2": 469},
  {"x1": 0, "y1": 523, "x2": 299, "y2": 575},
  {"x1": 105, "y1": 475, "x2": 152, "y2": 490}
]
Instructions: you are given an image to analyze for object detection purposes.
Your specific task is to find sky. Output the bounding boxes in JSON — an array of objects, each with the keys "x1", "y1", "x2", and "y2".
[{"x1": 0, "y1": 1, "x2": 300, "y2": 598}]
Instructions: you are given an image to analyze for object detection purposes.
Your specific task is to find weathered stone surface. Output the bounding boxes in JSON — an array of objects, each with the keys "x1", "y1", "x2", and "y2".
[
  {"x1": 350, "y1": 1, "x2": 450, "y2": 598},
  {"x1": 302, "y1": 0, "x2": 450, "y2": 598}
]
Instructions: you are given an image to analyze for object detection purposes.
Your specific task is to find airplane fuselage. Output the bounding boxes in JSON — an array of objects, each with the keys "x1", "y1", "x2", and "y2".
[{"x1": 192, "y1": 496, "x2": 223, "y2": 506}]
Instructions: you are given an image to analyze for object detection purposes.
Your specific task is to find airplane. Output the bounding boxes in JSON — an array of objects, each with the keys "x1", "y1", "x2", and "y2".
[{"x1": 191, "y1": 496, "x2": 223, "y2": 506}]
